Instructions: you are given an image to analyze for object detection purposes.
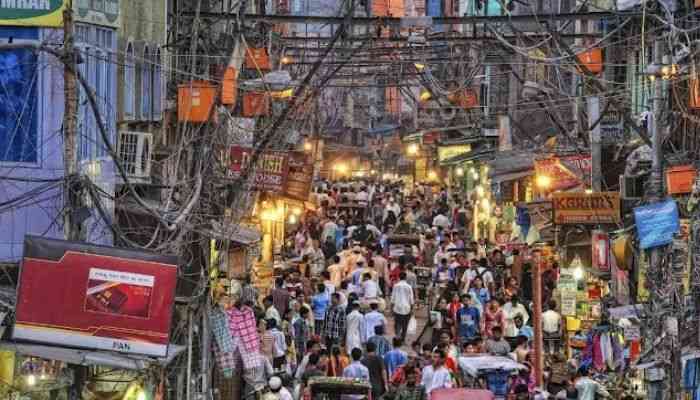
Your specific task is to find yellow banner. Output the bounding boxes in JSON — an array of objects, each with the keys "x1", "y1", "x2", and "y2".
[{"x1": 0, "y1": 0, "x2": 65, "y2": 27}]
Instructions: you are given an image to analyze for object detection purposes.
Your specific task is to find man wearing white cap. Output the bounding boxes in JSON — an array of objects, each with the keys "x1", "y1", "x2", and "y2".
[{"x1": 268, "y1": 376, "x2": 293, "y2": 400}]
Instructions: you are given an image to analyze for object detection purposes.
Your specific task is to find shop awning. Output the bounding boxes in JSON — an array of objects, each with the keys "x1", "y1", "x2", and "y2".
[
  {"x1": 439, "y1": 149, "x2": 493, "y2": 166},
  {"x1": 0, "y1": 342, "x2": 186, "y2": 370},
  {"x1": 490, "y1": 170, "x2": 533, "y2": 183},
  {"x1": 209, "y1": 222, "x2": 262, "y2": 245}
]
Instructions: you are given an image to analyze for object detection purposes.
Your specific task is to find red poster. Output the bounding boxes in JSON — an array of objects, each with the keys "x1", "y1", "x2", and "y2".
[
  {"x1": 229, "y1": 146, "x2": 289, "y2": 193},
  {"x1": 14, "y1": 236, "x2": 178, "y2": 357}
]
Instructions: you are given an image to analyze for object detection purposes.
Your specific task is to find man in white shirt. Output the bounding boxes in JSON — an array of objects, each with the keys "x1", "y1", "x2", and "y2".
[
  {"x1": 363, "y1": 302, "x2": 387, "y2": 342},
  {"x1": 460, "y1": 258, "x2": 494, "y2": 294},
  {"x1": 542, "y1": 300, "x2": 563, "y2": 354},
  {"x1": 322, "y1": 218, "x2": 339, "y2": 244},
  {"x1": 421, "y1": 349, "x2": 453, "y2": 395},
  {"x1": 391, "y1": 272, "x2": 414, "y2": 343},
  {"x1": 503, "y1": 296, "x2": 529, "y2": 338},
  {"x1": 432, "y1": 212, "x2": 450, "y2": 230},
  {"x1": 361, "y1": 273, "x2": 381, "y2": 300}
]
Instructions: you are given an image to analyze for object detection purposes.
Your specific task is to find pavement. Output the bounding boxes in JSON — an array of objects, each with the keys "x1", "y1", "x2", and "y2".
[{"x1": 383, "y1": 301, "x2": 431, "y2": 351}]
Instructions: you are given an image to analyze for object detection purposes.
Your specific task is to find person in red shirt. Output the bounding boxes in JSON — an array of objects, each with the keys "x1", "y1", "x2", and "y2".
[{"x1": 390, "y1": 353, "x2": 422, "y2": 387}]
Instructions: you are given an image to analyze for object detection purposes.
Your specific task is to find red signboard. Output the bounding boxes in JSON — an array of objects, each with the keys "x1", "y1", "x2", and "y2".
[
  {"x1": 14, "y1": 236, "x2": 178, "y2": 357},
  {"x1": 534, "y1": 155, "x2": 591, "y2": 191},
  {"x1": 284, "y1": 151, "x2": 313, "y2": 201},
  {"x1": 229, "y1": 146, "x2": 289, "y2": 193}
]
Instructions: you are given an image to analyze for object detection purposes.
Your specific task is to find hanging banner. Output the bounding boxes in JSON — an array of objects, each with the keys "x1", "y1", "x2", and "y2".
[
  {"x1": 229, "y1": 146, "x2": 289, "y2": 193},
  {"x1": 634, "y1": 199, "x2": 680, "y2": 249},
  {"x1": 284, "y1": 151, "x2": 313, "y2": 201},
  {"x1": 0, "y1": 0, "x2": 65, "y2": 27},
  {"x1": 591, "y1": 230, "x2": 610, "y2": 273},
  {"x1": 14, "y1": 236, "x2": 178, "y2": 357},
  {"x1": 534, "y1": 155, "x2": 592, "y2": 191},
  {"x1": 552, "y1": 192, "x2": 621, "y2": 224}
]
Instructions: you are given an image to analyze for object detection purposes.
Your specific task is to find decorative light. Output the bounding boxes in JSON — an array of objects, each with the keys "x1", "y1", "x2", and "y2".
[
  {"x1": 288, "y1": 214, "x2": 297, "y2": 224},
  {"x1": 26, "y1": 374, "x2": 36, "y2": 386},
  {"x1": 573, "y1": 266, "x2": 585, "y2": 281},
  {"x1": 281, "y1": 56, "x2": 293, "y2": 65},
  {"x1": 334, "y1": 164, "x2": 348, "y2": 174},
  {"x1": 419, "y1": 89, "x2": 432, "y2": 102},
  {"x1": 536, "y1": 174, "x2": 552, "y2": 189},
  {"x1": 456, "y1": 167, "x2": 464, "y2": 177},
  {"x1": 407, "y1": 143, "x2": 419, "y2": 155},
  {"x1": 476, "y1": 185, "x2": 485, "y2": 197},
  {"x1": 303, "y1": 141, "x2": 313, "y2": 151},
  {"x1": 428, "y1": 170, "x2": 438, "y2": 180},
  {"x1": 585, "y1": 189, "x2": 593, "y2": 194},
  {"x1": 472, "y1": 172, "x2": 479, "y2": 180},
  {"x1": 370, "y1": 169, "x2": 377, "y2": 175}
]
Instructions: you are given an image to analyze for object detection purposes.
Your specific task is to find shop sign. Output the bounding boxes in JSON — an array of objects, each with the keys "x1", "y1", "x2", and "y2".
[
  {"x1": 558, "y1": 269, "x2": 577, "y2": 316},
  {"x1": 14, "y1": 236, "x2": 178, "y2": 357},
  {"x1": 284, "y1": 151, "x2": 313, "y2": 201},
  {"x1": 75, "y1": 0, "x2": 120, "y2": 28},
  {"x1": 0, "y1": 0, "x2": 65, "y2": 26},
  {"x1": 591, "y1": 230, "x2": 610, "y2": 273},
  {"x1": 534, "y1": 155, "x2": 591, "y2": 191},
  {"x1": 634, "y1": 199, "x2": 680, "y2": 249},
  {"x1": 229, "y1": 146, "x2": 289, "y2": 193},
  {"x1": 437, "y1": 144, "x2": 471, "y2": 162},
  {"x1": 600, "y1": 110, "x2": 624, "y2": 144},
  {"x1": 552, "y1": 192, "x2": 621, "y2": 224}
]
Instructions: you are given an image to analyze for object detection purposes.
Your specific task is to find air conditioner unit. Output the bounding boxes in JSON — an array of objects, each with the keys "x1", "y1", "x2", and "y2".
[
  {"x1": 118, "y1": 131, "x2": 153, "y2": 180},
  {"x1": 620, "y1": 174, "x2": 645, "y2": 199}
]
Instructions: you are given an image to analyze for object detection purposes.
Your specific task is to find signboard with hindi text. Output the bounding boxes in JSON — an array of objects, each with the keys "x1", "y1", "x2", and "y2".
[
  {"x1": 0, "y1": 0, "x2": 65, "y2": 26},
  {"x1": 552, "y1": 192, "x2": 620, "y2": 224}
]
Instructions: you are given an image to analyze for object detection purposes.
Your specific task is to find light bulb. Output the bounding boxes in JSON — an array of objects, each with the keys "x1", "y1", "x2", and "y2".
[
  {"x1": 136, "y1": 390, "x2": 147, "y2": 400},
  {"x1": 573, "y1": 266, "x2": 584, "y2": 281},
  {"x1": 26, "y1": 374, "x2": 36, "y2": 386},
  {"x1": 456, "y1": 167, "x2": 464, "y2": 177}
]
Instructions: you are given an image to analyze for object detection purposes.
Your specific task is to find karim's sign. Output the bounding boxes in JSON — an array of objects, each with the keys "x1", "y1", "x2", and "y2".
[
  {"x1": 0, "y1": 0, "x2": 65, "y2": 27},
  {"x1": 14, "y1": 236, "x2": 178, "y2": 357},
  {"x1": 552, "y1": 192, "x2": 621, "y2": 224}
]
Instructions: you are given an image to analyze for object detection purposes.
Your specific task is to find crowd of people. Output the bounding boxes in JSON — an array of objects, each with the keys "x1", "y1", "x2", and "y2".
[{"x1": 220, "y1": 179, "x2": 611, "y2": 400}]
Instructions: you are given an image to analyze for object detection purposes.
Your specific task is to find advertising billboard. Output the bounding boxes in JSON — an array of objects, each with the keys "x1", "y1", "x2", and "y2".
[
  {"x1": 14, "y1": 236, "x2": 178, "y2": 357},
  {"x1": 0, "y1": 0, "x2": 65, "y2": 27},
  {"x1": 229, "y1": 146, "x2": 289, "y2": 193},
  {"x1": 551, "y1": 192, "x2": 621, "y2": 224},
  {"x1": 634, "y1": 199, "x2": 680, "y2": 249}
]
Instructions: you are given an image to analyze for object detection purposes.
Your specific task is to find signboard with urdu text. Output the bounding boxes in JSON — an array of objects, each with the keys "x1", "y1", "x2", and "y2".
[
  {"x1": 284, "y1": 151, "x2": 313, "y2": 201},
  {"x1": 14, "y1": 236, "x2": 178, "y2": 357},
  {"x1": 229, "y1": 146, "x2": 289, "y2": 193},
  {"x1": 634, "y1": 199, "x2": 680, "y2": 249},
  {"x1": 552, "y1": 192, "x2": 621, "y2": 224},
  {"x1": 0, "y1": 0, "x2": 65, "y2": 27}
]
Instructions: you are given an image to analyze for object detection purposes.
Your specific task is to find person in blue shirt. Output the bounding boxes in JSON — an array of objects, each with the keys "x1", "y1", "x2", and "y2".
[
  {"x1": 468, "y1": 276, "x2": 490, "y2": 307},
  {"x1": 456, "y1": 294, "x2": 481, "y2": 344},
  {"x1": 384, "y1": 337, "x2": 408, "y2": 376},
  {"x1": 514, "y1": 315, "x2": 534, "y2": 341},
  {"x1": 311, "y1": 283, "x2": 330, "y2": 335}
]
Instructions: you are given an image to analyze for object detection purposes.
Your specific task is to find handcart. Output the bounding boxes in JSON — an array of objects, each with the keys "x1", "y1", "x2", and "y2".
[{"x1": 457, "y1": 355, "x2": 527, "y2": 398}]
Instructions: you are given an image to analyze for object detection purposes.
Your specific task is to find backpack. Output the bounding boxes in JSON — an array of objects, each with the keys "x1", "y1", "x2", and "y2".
[
  {"x1": 455, "y1": 210, "x2": 469, "y2": 228},
  {"x1": 385, "y1": 210, "x2": 397, "y2": 227}
]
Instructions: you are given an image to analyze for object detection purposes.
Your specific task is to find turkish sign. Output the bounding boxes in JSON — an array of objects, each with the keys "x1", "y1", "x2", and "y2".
[
  {"x1": 437, "y1": 144, "x2": 471, "y2": 162},
  {"x1": 229, "y1": 146, "x2": 289, "y2": 193},
  {"x1": 0, "y1": 0, "x2": 65, "y2": 26},
  {"x1": 634, "y1": 199, "x2": 680, "y2": 249},
  {"x1": 14, "y1": 236, "x2": 178, "y2": 357},
  {"x1": 284, "y1": 151, "x2": 313, "y2": 201},
  {"x1": 552, "y1": 192, "x2": 621, "y2": 224},
  {"x1": 534, "y1": 155, "x2": 592, "y2": 191}
]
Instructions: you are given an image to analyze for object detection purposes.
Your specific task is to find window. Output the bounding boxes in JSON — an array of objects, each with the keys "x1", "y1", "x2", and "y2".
[
  {"x1": 0, "y1": 47, "x2": 39, "y2": 163},
  {"x1": 140, "y1": 45, "x2": 152, "y2": 120},
  {"x1": 152, "y1": 48, "x2": 163, "y2": 121},
  {"x1": 124, "y1": 42, "x2": 135, "y2": 120}
]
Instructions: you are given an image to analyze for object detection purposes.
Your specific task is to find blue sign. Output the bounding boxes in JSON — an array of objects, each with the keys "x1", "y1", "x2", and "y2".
[{"x1": 634, "y1": 199, "x2": 680, "y2": 249}]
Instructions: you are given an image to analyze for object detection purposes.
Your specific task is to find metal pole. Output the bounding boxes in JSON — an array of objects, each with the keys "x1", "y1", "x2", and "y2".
[
  {"x1": 201, "y1": 301, "x2": 211, "y2": 399},
  {"x1": 186, "y1": 308, "x2": 194, "y2": 400},
  {"x1": 588, "y1": 96, "x2": 602, "y2": 192},
  {"x1": 532, "y1": 249, "x2": 544, "y2": 387}
]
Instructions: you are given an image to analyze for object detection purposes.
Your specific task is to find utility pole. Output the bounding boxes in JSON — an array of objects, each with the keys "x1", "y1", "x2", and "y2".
[
  {"x1": 532, "y1": 246, "x2": 544, "y2": 388},
  {"x1": 587, "y1": 96, "x2": 602, "y2": 191},
  {"x1": 63, "y1": 0, "x2": 80, "y2": 242}
]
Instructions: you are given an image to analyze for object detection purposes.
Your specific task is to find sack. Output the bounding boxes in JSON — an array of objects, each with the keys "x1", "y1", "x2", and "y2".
[{"x1": 407, "y1": 317, "x2": 417, "y2": 335}]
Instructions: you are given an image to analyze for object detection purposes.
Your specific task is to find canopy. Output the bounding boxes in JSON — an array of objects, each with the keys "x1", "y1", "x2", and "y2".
[{"x1": 458, "y1": 355, "x2": 527, "y2": 377}]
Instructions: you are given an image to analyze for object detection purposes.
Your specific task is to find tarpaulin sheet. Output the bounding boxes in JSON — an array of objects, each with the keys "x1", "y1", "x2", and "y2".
[{"x1": 458, "y1": 355, "x2": 526, "y2": 377}]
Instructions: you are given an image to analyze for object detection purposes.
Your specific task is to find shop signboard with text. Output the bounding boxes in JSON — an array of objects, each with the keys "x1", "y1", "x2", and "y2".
[
  {"x1": 284, "y1": 151, "x2": 313, "y2": 201},
  {"x1": 229, "y1": 146, "x2": 289, "y2": 193},
  {"x1": 634, "y1": 199, "x2": 680, "y2": 249},
  {"x1": 0, "y1": 0, "x2": 65, "y2": 26},
  {"x1": 552, "y1": 192, "x2": 620, "y2": 224},
  {"x1": 437, "y1": 144, "x2": 471, "y2": 162},
  {"x1": 14, "y1": 236, "x2": 178, "y2": 357},
  {"x1": 534, "y1": 155, "x2": 591, "y2": 191}
]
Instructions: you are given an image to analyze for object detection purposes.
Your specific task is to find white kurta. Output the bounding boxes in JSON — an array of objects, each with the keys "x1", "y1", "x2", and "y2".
[{"x1": 345, "y1": 310, "x2": 365, "y2": 355}]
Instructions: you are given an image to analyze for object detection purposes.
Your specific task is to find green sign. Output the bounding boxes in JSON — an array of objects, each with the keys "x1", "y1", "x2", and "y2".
[{"x1": 0, "y1": 0, "x2": 65, "y2": 26}]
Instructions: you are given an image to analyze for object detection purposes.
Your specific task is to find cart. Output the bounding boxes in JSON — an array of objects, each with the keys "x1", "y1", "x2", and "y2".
[
  {"x1": 457, "y1": 355, "x2": 527, "y2": 397},
  {"x1": 307, "y1": 377, "x2": 372, "y2": 400}
]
